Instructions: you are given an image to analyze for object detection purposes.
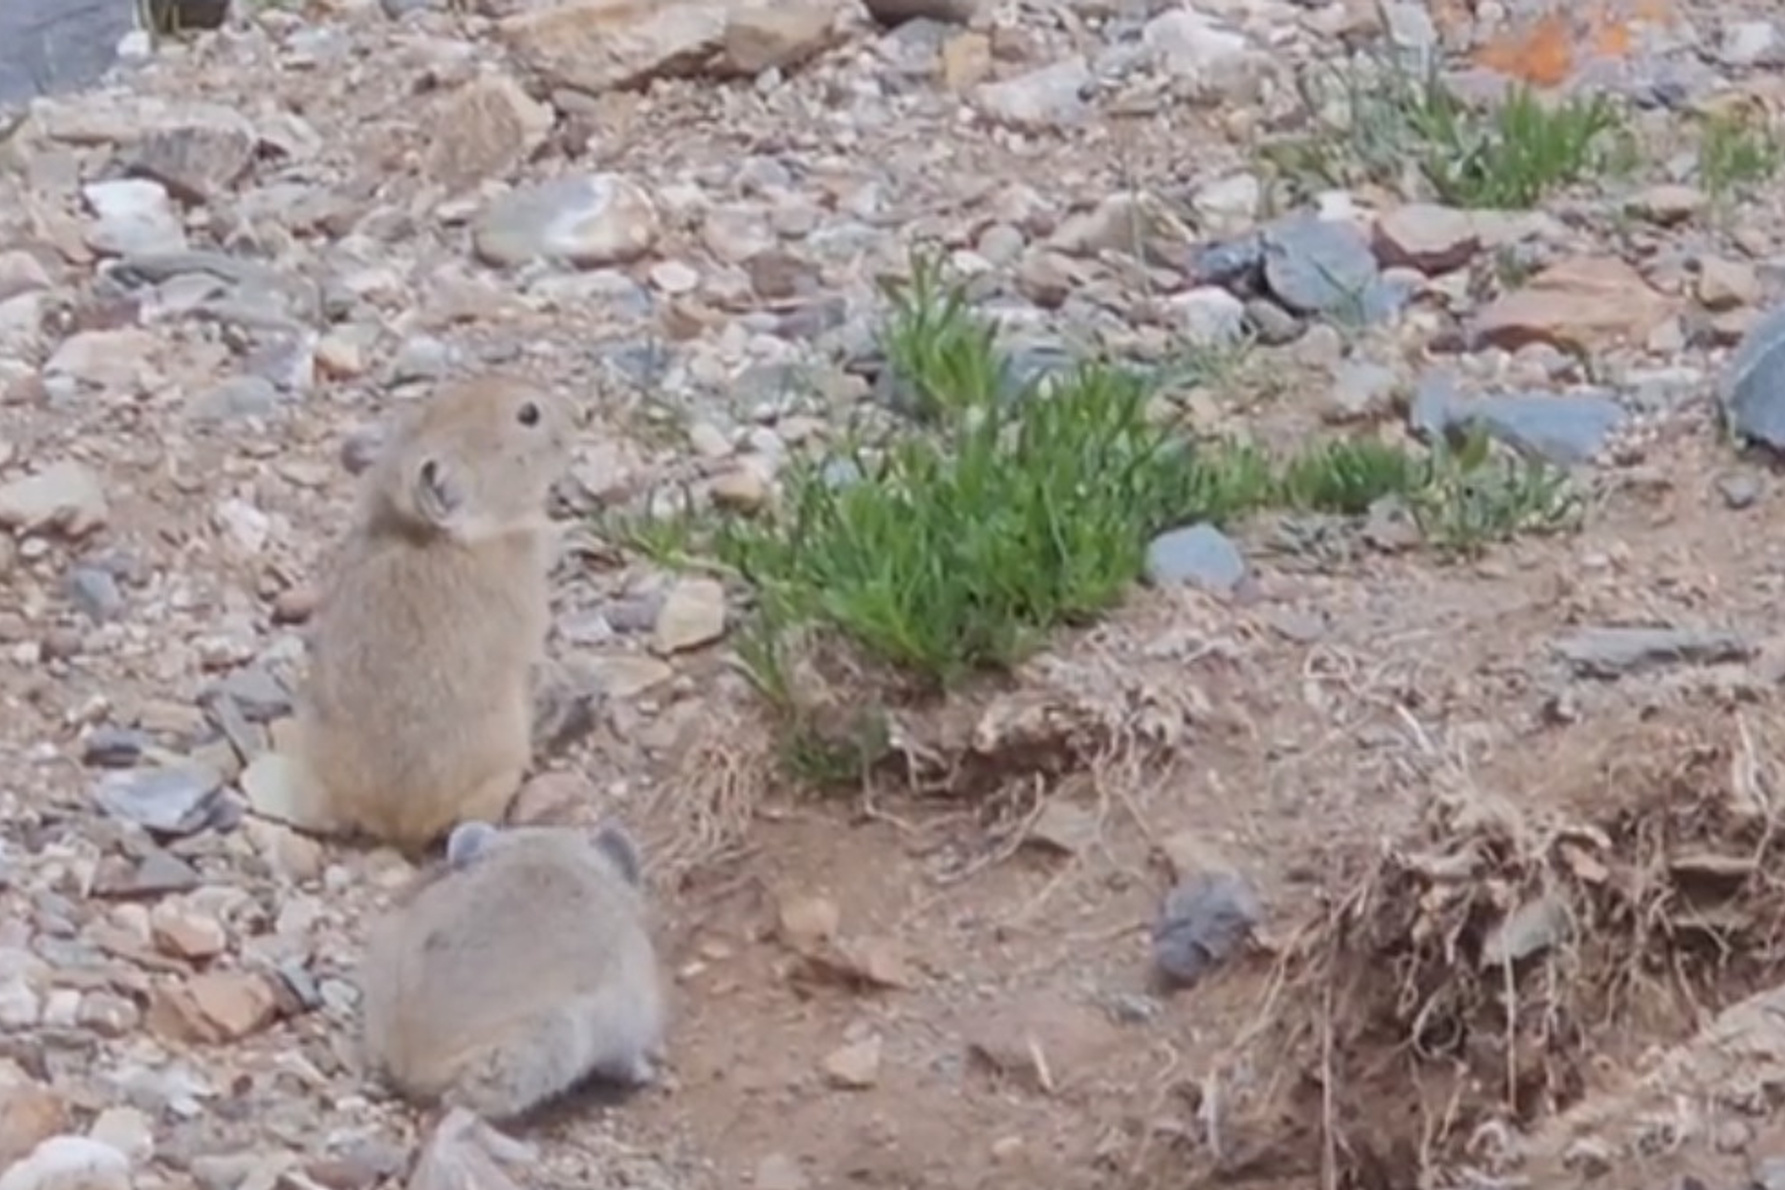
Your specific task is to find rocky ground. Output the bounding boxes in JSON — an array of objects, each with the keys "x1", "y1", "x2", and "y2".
[{"x1": 7, "y1": 0, "x2": 1785, "y2": 1187}]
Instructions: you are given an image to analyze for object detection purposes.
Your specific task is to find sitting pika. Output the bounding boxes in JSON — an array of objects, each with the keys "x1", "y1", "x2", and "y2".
[
  {"x1": 288, "y1": 374, "x2": 573, "y2": 852},
  {"x1": 357, "y1": 819, "x2": 668, "y2": 1123}
]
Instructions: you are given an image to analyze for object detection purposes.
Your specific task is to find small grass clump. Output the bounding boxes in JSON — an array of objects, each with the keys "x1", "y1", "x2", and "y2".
[
  {"x1": 602, "y1": 257, "x2": 1579, "y2": 719},
  {"x1": 1696, "y1": 107, "x2": 1783, "y2": 200},
  {"x1": 1260, "y1": 55, "x2": 1628, "y2": 210}
]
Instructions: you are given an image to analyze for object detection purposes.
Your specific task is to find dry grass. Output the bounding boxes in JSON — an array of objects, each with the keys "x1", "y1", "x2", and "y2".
[
  {"x1": 636, "y1": 698, "x2": 779, "y2": 887},
  {"x1": 1136, "y1": 700, "x2": 1785, "y2": 1190}
]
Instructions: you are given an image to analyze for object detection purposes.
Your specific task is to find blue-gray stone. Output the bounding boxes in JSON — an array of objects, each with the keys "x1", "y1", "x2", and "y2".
[
  {"x1": 66, "y1": 565, "x2": 124, "y2": 623},
  {"x1": 1261, "y1": 214, "x2": 1385, "y2": 320},
  {"x1": 1144, "y1": 524, "x2": 1246, "y2": 593},
  {"x1": 1410, "y1": 370, "x2": 1626, "y2": 466},
  {"x1": 1720, "y1": 304, "x2": 1785, "y2": 451},
  {"x1": 0, "y1": 0, "x2": 134, "y2": 108},
  {"x1": 1456, "y1": 392, "x2": 1628, "y2": 466},
  {"x1": 1152, "y1": 871, "x2": 1262, "y2": 988},
  {"x1": 93, "y1": 763, "x2": 224, "y2": 836}
]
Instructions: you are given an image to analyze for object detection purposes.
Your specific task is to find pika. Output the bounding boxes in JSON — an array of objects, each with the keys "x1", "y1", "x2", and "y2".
[
  {"x1": 357, "y1": 819, "x2": 668, "y2": 1123},
  {"x1": 286, "y1": 374, "x2": 574, "y2": 852}
]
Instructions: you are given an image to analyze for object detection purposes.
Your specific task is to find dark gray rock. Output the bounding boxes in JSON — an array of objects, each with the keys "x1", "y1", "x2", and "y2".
[
  {"x1": 1553, "y1": 626, "x2": 1753, "y2": 679},
  {"x1": 93, "y1": 763, "x2": 224, "y2": 836},
  {"x1": 1183, "y1": 233, "x2": 1264, "y2": 290},
  {"x1": 1144, "y1": 524, "x2": 1246, "y2": 593},
  {"x1": 1720, "y1": 304, "x2": 1785, "y2": 452},
  {"x1": 81, "y1": 725, "x2": 151, "y2": 768},
  {"x1": 1151, "y1": 871, "x2": 1261, "y2": 988},
  {"x1": 93, "y1": 848, "x2": 203, "y2": 897}
]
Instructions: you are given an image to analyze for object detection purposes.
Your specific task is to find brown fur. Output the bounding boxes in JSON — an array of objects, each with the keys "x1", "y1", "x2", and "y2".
[{"x1": 289, "y1": 374, "x2": 574, "y2": 852}]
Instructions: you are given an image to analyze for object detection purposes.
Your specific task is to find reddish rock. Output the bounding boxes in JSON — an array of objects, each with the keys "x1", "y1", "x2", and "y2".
[
  {"x1": 1474, "y1": 256, "x2": 1672, "y2": 353},
  {"x1": 1372, "y1": 203, "x2": 1480, "y2": 274}
]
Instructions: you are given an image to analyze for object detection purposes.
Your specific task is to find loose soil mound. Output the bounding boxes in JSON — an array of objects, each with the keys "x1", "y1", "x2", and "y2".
[{"x1": 1161, "y1": 701, "x2": 1785, "y2": 1190}]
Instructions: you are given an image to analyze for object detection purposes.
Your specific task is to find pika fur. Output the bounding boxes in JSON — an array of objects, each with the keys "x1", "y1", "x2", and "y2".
[
  {"x1": 288, "y1": 374, "x2": 574, "y2": 852},
  {"x1": 357, "y1": 820, "x2": 668, "y2": 1123}
]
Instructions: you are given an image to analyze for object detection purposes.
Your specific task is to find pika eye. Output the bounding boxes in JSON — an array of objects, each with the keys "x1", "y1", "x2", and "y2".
[{"x1": 517, "y1": 401, "x2": 540, "y2": 427}]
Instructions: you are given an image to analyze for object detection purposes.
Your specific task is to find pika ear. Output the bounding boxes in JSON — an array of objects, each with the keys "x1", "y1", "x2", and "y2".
[
  {"x1": 445, "y1": 821, "x2": 499, "y2": 867},
  {"x1": 410, "y1": 456, "x2": 462, "y2": 527},
  {"x1": 592, "y1": 822, "x2": 643, "y2": 888}
]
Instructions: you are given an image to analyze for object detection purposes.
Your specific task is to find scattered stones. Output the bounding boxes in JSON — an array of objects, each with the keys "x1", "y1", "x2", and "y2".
[
  {"x1": 0, "y1": 1136, "x2": 130, "y2": 1190},
  {"x1": 473, "y1": 174, "x2": 660, "y2": 269},
  {"x1": 0, "y1": 0, "x2": 1782, "y2": 1182},
  {"x1": 1144, "y1": 524, "x2": 1246, "y2": 594},
  {"x1": 1552, "y1": 627, "x2": 1754, "y2": 680}
]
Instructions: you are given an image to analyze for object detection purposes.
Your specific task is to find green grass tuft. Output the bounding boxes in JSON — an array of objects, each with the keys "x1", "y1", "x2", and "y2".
[
  {"x1": 1259, "y1": 55, "x2": 1628, "y2": 210},
  {"x1": 1697, "y1": 107, "x2": 1783, "y2": 201},
  {"x1": 609, "y1": 256, "x2": 1579, "y2": 723}
]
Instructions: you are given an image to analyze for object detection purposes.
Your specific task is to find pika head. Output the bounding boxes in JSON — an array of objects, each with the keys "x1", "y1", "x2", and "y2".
[{"x1": 373, "y1": 376, "x2": 576, "y2": 543}]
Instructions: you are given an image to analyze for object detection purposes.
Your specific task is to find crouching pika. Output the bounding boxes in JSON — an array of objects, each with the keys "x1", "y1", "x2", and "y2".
[
  {"x1": 288, "y1": 374, "x2": 574, "y2": 852},
  {"x1": 358, "y1": 819, "x2": 668, "y2": 1123}
]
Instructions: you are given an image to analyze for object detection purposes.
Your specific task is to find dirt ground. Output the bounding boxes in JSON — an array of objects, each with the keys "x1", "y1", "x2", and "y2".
[{"x1": 580, "y1": 409, "x2": 1785, "y2": 1190}]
